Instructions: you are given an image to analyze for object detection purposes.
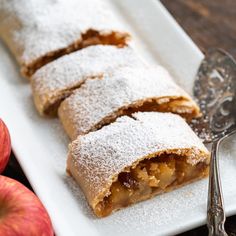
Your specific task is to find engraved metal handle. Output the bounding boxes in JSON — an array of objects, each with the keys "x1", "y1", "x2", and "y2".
[{"x1": 207, "y1": 140, "x2": 228, "y2": 236}]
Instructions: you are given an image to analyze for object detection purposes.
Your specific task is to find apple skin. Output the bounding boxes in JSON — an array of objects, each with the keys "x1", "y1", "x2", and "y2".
[
  {"x1": 0, "y1": 176, "x2": 54, "y2": 236},
  {"x1": 0, "y1": 119, "x2": 11, "y2": 173}
]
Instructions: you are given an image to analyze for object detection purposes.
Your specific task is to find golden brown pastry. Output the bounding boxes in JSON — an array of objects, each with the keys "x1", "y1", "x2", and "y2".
[
  {"x1": 31, "y1": 45, "x2": 145, "y2": 116},
  {"x1": 0, "y1": 0, "x2": 130, "y2": 78},
  {"x1": 67, "y1": 112, "x2": 210, "y2": 217},
  {"x1": 59, "y1": 66, "x2": 200, "y2": 140}
]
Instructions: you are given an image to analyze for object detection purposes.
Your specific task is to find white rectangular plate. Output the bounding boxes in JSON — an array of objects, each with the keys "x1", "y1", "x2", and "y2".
[{"x1": 0, "y1": 1, "x2": 236, "y2": 235}]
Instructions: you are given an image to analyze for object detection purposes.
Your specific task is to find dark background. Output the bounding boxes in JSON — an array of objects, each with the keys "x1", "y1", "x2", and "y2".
[{"x1": 3, "y1": 0, "x2": 236, "y2": 235}]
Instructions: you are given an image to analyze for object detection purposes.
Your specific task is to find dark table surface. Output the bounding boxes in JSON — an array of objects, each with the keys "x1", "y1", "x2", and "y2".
[{"x1": 2, "y1": 0, "x2": 236, "y2": 235}]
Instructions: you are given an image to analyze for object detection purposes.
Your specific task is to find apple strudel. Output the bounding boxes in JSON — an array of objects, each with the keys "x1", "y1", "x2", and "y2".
[
  {"x1": 67, "y1": 112, "x2": 210, "y2": 217},
  {"x1": 0, "y1": 0, "x2": 130, "y2": 78},
  {"x1": 31, "y1": 45, "x2": 145, "y2": 116},
  {"x1": 59, "y1": 67, "x2": 200, "y2": 140}
]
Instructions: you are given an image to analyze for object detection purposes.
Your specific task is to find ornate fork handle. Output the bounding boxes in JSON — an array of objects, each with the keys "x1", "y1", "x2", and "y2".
[{"x1": 207, "y1": 140, "x2": 228, "y2": 236}]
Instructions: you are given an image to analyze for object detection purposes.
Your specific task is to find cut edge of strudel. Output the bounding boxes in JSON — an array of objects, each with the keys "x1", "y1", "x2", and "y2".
[
  {"x1": 67, "y1": 112, "x2": 209, "y2": 217},
  {"x1": 59, "y1": 66, "x2": 200, "y2": 140}
]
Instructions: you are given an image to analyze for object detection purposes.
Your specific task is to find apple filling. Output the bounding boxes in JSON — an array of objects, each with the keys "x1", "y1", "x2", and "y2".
[{"x1": 95, "y1": 154, "x2": 209, "y2": 217}]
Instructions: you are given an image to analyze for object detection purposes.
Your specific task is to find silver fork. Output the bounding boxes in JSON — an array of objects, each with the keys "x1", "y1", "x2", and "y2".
[{"x1": 192, "y1": 49, "x2": 236, "y2": 236}]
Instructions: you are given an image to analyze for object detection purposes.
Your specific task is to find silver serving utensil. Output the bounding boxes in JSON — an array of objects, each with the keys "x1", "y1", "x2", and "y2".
[{"x1": 192, "y1": 49, "x2": 236, "y2": 236}]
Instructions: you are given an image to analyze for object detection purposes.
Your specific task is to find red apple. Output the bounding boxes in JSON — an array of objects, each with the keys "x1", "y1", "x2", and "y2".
[
  {"x1": 0, "y1": 176, "x2": 54, "y2": 236},
  {"x1": 0, "y1": 119, "x2": 11, "y2": 173}
]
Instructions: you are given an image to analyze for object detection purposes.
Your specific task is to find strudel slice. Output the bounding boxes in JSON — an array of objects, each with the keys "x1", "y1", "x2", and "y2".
[
  {"x1": 0, "y1": 0, "x2": 130, "y2": 78},
  {"x1": 67, "y1": 112, "x2": 210, "y2": 217},
  {"x1": 31, "y1": 45, "x2": 144, "y2": 116},
  {"x1": 59, "y1": 67, "x2": 200, "y2": 140}
]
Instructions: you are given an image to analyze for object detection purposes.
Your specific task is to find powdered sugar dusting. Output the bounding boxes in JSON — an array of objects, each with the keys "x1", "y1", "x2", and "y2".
[
  {"x1": 69, "y1": 112, "x2": 209, "y2": 205},
  {"x1": 59, "y1": 66, "x2": 197, "y2": 139},
  {"x1": 0, "y1": 0, "x2": 128, "y2": 66},
  {"x1": 31, "y1": 45, "x2": 145, "y2": 114}
]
